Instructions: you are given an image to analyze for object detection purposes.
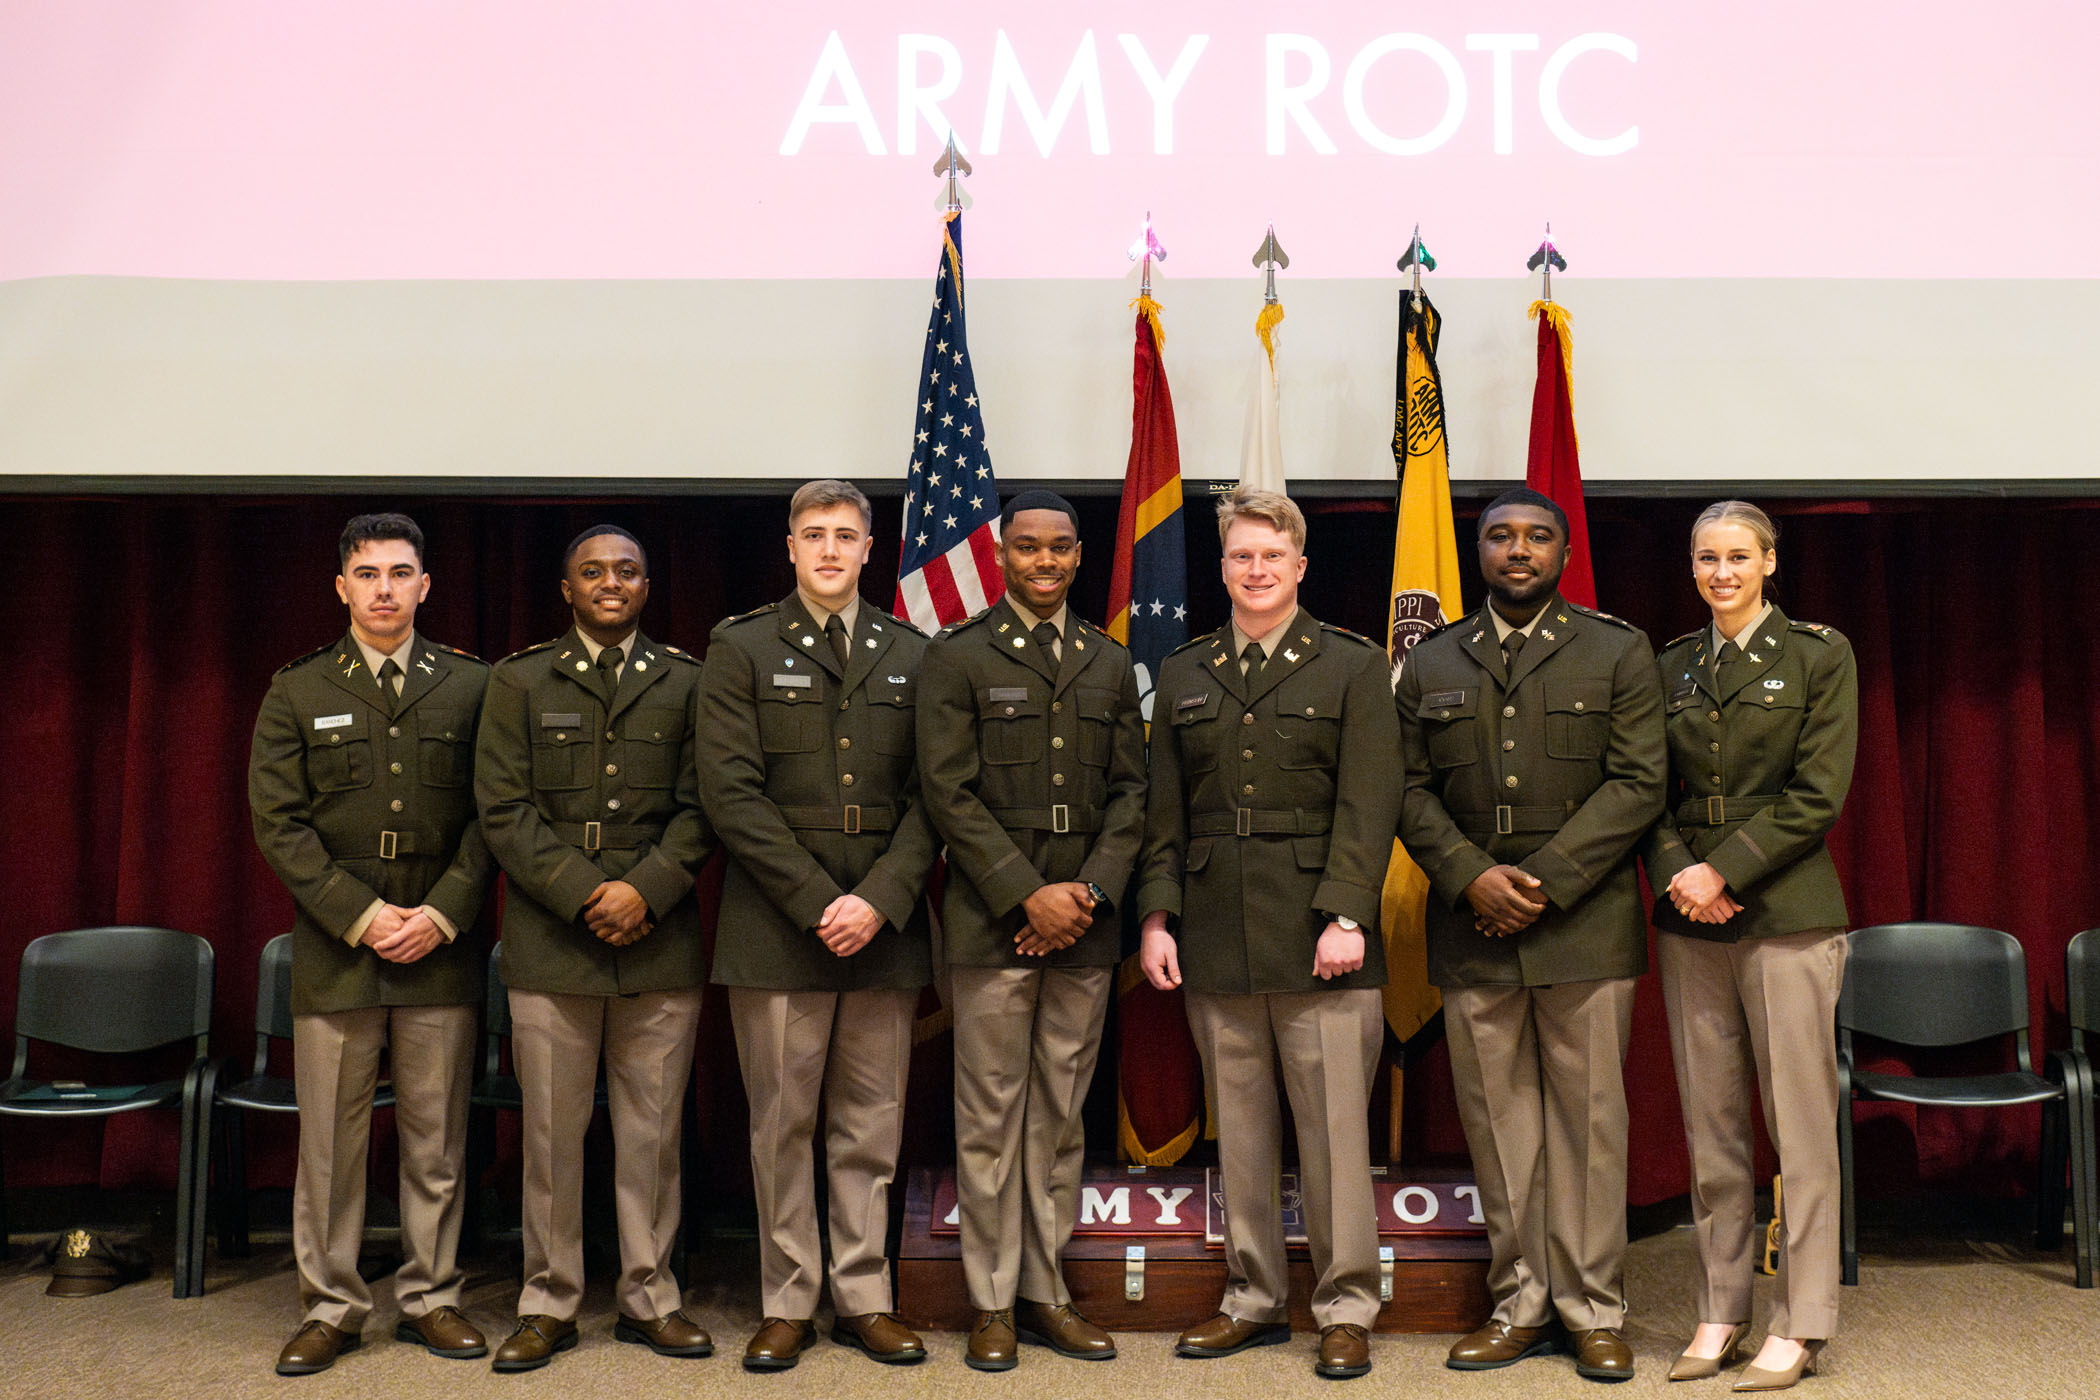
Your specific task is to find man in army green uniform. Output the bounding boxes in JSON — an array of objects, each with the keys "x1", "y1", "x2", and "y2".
[
  {"x1": 1136, "y1": 487, "x2": 1400, "y2": 1382},
  {"x1": 475, "y1": 525, "x2": 714, "y2": 1372},
  {"x1": 915, "y1": 490, "x2": 1148, "y2": 1371},
  {"x1": 1395, "y1": 487, "x2": 1665, "y2": 1382},
  {"x1": 249, "y1": 513, "x2": 493, "y2": 1376},
  {"x1": 698, "y1": 479, "x2": 938, "y2": 1372}
]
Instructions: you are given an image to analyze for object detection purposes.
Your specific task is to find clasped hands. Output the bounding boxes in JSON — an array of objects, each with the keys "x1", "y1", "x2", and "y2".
[
  {"x1": 1015, "y1": 881, "x2": 1095, "y2": 957},
  {"x1": 364, "y1": 905, "x2": 443, "y2": 963},
  {"x1": 583, "y1": 880, "x2": 652, "y2": 946},
  {"x1": 1665, "y1": 862, "x2": 1741, "y2": 924}
]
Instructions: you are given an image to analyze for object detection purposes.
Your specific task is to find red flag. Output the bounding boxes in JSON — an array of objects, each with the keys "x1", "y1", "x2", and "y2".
[
  {"x1": 1110, "y1": 296, "x2": 1203, "y2": 1166},
  {"x1": 1525, "y1": 300, "x2": 1597, "y2": 609}
]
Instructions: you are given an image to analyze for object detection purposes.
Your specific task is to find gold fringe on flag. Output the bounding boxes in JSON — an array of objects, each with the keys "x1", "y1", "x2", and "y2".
[
  {"x1": 1254, "y1": 300, "x2": 1285, "y2": 373},
  {"x1": 1528, "y1": 299, "x2": 1578, "y2": 453},
  {"x1": 1129, "y1": 293, "x2": 1166, "y2": 352}
]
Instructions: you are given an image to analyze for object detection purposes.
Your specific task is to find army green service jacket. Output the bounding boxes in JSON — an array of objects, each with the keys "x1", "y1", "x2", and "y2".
[
  {"x1": 248, "y1": 633, "x2": 492, "y2": 1016},
  {"x1": 1642, "y1": 606, "x2": 1857, "y2": 941},
  {"x1": 475, "y1": 627, "x2": 713, "y2": 996},
  {"x1": 916, "y1": 597, "x2": 1148, "y2": 969},
  {"x1": 1135, "y1": 609, "x2": 1401, "y2": 995},
  {"x1": 1397, "y1": 594, "x2": 1666, "y2": 988},
  {"x1": 698, "y1": 594, "x2": 936, "y2": 991}
]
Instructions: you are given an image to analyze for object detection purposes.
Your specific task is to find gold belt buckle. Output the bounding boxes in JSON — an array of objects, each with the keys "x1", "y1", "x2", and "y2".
[
  {"x1": 1052, "y1": 804, "x2": 1071, "y2": 834},
  {"x1": 843, "y1": 804, "x2": 862, "y2": 835},
  {"x1": 583, "y1": 820, "x2": 602, "y2": 851},
  {"x1": 1236, "y1": 807, "x2": 1252, "y2": 837},
  {"x1": 1495, "y1": 805, "x2": 1513, "y2": 836},
  {"x1": 1707, "y1": 796, "x2": 1726, "y2": 826},
  {"x1": 378, "y1": 830, "x2": 399, "y2": 860}
]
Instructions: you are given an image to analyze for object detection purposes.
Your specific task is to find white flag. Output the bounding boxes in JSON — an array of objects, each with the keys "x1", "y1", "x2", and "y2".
[{"x1": 1238, "y1": 303, "x2": 1285, "y2": 491}]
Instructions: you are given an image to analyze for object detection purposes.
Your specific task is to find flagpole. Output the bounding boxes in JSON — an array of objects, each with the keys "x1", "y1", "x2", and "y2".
[
  {"x1": 1253, "y1": 223, "x2": 1288, "y2": 305},
  {"x1": 1128, "y1": 211, "x2": 1166, "y2": 299},
  {"x1": 933, "y1": 132, "x2": 972, "y2": 214}
]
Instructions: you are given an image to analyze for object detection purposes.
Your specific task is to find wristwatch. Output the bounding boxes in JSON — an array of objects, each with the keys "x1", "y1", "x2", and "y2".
[
  {"x1": 1085, "y1": 882, "x2": 1109, "y2": 909},
  {"x1": 1332, "y1": 915, "x2": 1360, "y2": 932}
]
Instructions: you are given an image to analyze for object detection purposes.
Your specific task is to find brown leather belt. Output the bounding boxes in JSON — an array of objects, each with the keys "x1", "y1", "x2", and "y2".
[
  {"x1": 1676, "y1": 794, "x2": 1783, "y2": 827},
  {"x1": 775, "y1": 804, "x2": 900, "y2": 835},
  {"x1": 1189, "y1": 808, "x2": 1334, "y2": 838}
]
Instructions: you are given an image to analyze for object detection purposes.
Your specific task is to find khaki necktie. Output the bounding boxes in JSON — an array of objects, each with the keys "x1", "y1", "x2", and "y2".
[{"x1": 826, "y1": 613, "x2": 851, "y2": 670}]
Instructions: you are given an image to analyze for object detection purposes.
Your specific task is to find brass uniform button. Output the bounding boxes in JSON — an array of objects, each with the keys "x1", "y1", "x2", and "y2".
[
  {"x1": 1004, "y1": 705, "x2": 1016, "y2": 716},
  {"x1": 329, "y1": 734, "x2": 342, "y2": 746},
  {"x1": 1242, "y1": 783, "x2": 1255, "y2": 795},
  {"x1": 1242, "y1": 749, "x2": 1254, "y2": 760},
  {"x1": 1710, "y1": 741, "x2": 1720, "y2": 752},
  {"x1": 1709, "y1": 710, "x2": 1721, "y2": 722},
  {"x1": 1304, "y1": 706, "x2": 1315, "y2": 716},
  {"x1": 838, "y1": 737, "x2": 851, "y2": 750},
  {"x1": 1501, "y1": 740, "x2": 1515, "y2": 751},
  {"x1": 1763, "y1": 695, "x2": 1775, "y2": 704},
  {"x1": 838, "y1": 700, "x2": 849, "y2": 711},
  {"x1": 389, "y1": 762, "x2": 402, "y2": 775},
  {"x1": 605, "y1": 764, "x2": 619, "y2": 776},
  {"x1": 606, "y1": 730, "x2": 617, "y2": 741},
  {"x1": 1051, "y1": 773, "x2": 1065, "y2": 787},
  {"x1": 1052, "y1": 701, "x2": 1063, "y2": 714},
  {"x1": 1504, "y1": 775, "x2": 1519, "y2": 789},
  {"x1": 608, "y1": 798, "x2": 622, "y2": 810},
  {"x1": 388, "y1": 725, "x2": 401, "y2": 738},
  {"x1": 389, "y1": 799, "x2": 404, "y2": 812},
  {"x1": 1573, "y1": 701, "x2": 1586, "y2": 712},
  {"x1": 1242, "y1": 713, "x2": 1254, "y2": 726},
  {"x1": 1051, "y1": 737, "x2": 1064, "y2": 749},
  {"x1": 1710, "y1": 775, "x2": 1722, "y2": 785},
  {"x1": 841, "y1": 773, "x2": 856, "y2": 787},
  {"x1": 1503, "y1": 705, "x2": 1517, "y2": 718}
]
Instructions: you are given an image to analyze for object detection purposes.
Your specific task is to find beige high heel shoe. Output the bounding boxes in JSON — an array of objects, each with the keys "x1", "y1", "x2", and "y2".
[
  {"x1": 1732, "y1": 1339, "x2": 1824, "y2": 1392},
  {"x1": 1669, "y1": 1322, "x2": 1750, "y2": 1381}
]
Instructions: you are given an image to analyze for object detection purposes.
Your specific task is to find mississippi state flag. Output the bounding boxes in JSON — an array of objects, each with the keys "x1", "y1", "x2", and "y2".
[{"x1": 896, "y1": 212, "x2": 1004, "y2": 633}]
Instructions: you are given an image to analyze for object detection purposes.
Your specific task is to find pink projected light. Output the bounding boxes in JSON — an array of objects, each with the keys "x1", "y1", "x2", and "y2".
[{"x1": 0, "y1": 1, "x2": 2092, "y2": 282}]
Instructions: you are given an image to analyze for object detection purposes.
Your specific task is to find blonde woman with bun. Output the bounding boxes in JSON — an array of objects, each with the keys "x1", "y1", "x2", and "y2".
[{"x1": 1643, "y1": 502, "x2": 1858, "y2": 1392}]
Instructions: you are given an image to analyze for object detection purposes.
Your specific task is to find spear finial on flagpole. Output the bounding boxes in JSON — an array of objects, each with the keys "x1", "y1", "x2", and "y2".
[
  {"x1": 1129, "y1": 211, "x2": 1167, "y2": 298},
  {"x1": 1252, "y1": 223, "x2": 1289, "y2": 306},
  {"x1": 1397, "y1": 224, "x2": 1436, "y2": 309},
  {"x1": 1527, "y1": 221, "x2": 1568, "y2": 302},
  {"x1": 932, "y1": 133, "x2": 973, "y2": 213}
]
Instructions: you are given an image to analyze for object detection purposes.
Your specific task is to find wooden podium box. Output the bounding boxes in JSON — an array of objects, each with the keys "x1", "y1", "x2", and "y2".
[{"x1": 897, "y1": 1163, "x2": 1490, "y2": 1334}]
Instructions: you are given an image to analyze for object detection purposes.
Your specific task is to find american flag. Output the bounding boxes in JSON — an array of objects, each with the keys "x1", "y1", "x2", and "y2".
[{"x1": 895, "y1": 212, "x2": 1003, "y2": 634}]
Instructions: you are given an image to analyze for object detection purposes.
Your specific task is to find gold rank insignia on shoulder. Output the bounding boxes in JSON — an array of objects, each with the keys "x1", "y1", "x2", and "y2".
[
  {"x1": 1764, "y1": 635, "x2": 1778, "y2": 647},
  {"x1": 1556, "y1": 613, "x2": 1570, "y2": 623},
  {"x1": 558, "y1": 650, "x2": 572, "y2": 659}
]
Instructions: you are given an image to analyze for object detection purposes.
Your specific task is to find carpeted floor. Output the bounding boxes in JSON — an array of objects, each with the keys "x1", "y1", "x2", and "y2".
[{"x1": 1, "y1": 1224, "x2": 2094, "y2": 1400}]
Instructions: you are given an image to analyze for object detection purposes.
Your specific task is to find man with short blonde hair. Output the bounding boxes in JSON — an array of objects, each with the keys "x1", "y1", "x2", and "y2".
[
  {"x1": 788, "y1": 478, "x2": 873, "y2": 535},
  {"x1": 1214, "y1": 488, "x2": 1306, "y2": 552}
]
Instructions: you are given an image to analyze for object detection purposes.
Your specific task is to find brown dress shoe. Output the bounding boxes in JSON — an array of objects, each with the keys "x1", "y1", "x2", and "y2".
[
  {"x1": 1670, "y1": 1323, "x2": 1751, "y2": 1381},
  {"x1": 1176, "y1": 1312, "x2": 1292, "y2": 1358},
  {"x1": 491, "y1": 1315, "x2": 578, "y2": 1373},
  {"x1": 1446, "y1": 1320, "x2": 1564, "y2": 1370},
  {"x1": 1571, "y1": 1328, "x2": 1636, "y2": 1382},
  {"x1": 743, "y1": 1318, "x2": 818, "y2": 1372},
  {"x1": 832, "y1": 1312, "x2": 927, "y2": 1364},
  {"x1": 395, "y1": 1305, "x2": 488, "y2": 1359},
  {"x1": 615, "y1": 1310, "x2": 714, "y2": 1357},
  {"x1": 1015, "y1": 1299, "x2": 1116, "y2": 1359},
  {"x1": 965, "y1": 1308, "x2": 1018, "y2": 1372},
  {"x1": 1317, "y1": 1324, "x2": 1372, "y2": 1380},
  {"x1": 277, "y1": 1320, "x2": 361, "y2": 1376}
]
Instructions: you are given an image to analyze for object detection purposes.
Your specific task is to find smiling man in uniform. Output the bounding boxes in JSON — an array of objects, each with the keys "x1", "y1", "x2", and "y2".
[
  {"x1": 250, "y1": 513, "x2": 493, "y2": 1376},
  {"x1": 1394, "y1": 487, "x2": 1664, "y2": 1383},
  {"x1": 1135, "y1": 487, "x2": 1400, "y2": 1380},
  {"x1": 475, "y1": 525, "x2": 714, "y2": 1372},
  {"x1": 698, "y1": 479, "x2": 938, "y2": 1371},
  {"x1": 915, "y1": 490, "x2": 1147, "y2": 1372}
]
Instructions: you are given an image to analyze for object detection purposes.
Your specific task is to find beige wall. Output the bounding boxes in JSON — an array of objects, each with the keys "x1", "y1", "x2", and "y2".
[{"x1": 2, "y1": 275, "x2": 2094, "y2": 487}]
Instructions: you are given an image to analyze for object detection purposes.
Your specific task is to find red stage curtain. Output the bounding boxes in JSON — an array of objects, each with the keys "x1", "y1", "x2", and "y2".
[{"x1": 3, "y1": 494, "x2": 2089, "y2": 1212}]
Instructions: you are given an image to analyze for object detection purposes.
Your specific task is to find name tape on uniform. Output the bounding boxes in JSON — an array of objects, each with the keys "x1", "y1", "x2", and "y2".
[
  {"x1": 313, "y1": 714, "x2": 353, "y2": 730},
  {"x1": 772, "y1": 674, "x2": 813, "y2": 689}
]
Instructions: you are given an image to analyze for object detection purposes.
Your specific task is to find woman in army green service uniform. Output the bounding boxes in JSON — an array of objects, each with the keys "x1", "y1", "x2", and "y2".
[{"x1": 1643, "y1": 501, "x2": 1858, "y2": 1393}]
